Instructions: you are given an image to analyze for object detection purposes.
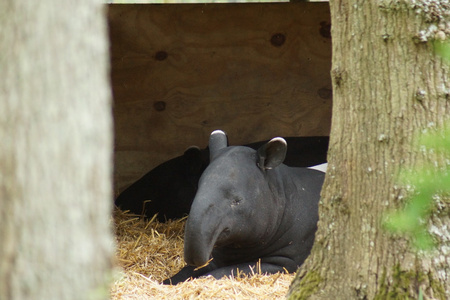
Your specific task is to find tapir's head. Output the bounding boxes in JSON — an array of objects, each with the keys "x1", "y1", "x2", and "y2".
[{"x1": 184, "y1": 130, "x2": 287, "y2": 267}]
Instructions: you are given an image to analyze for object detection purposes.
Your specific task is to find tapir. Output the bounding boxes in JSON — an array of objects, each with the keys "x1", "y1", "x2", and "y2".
[
  {"x1": 163, "y1": 130, "x2": 325, "y2": 284},
  {"x1": 115, "y1": 136, "x2": 328, "y2": 222}
]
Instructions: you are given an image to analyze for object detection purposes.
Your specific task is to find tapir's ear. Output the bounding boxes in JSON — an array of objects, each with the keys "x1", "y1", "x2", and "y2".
[
  {"x1": 183, "y1": 146, "x2": 204, "y2": 175},
  {"x1": 257, "y1": 137, "x2": 287, "y2": 170},
  {"x1": 209, "y1": 130, "x2": 228, "y2": 161}
]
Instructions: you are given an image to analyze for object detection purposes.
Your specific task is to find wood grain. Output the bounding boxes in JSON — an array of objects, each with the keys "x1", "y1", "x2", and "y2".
[{"x1": 108, "y1": 2, "x2": 332, "y2": 191}]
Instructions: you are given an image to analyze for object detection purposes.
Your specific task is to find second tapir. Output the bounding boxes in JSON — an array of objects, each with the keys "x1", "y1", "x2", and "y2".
[
  {"x1": 115, "y1": 136, "x2": 328, "y2": 221},
  {"x1": 164, "y1": 130, "x2": 326, "y2": 284}
]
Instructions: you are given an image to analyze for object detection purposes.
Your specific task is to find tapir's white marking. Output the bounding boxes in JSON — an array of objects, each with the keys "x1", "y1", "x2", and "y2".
[
  {"x1": 211, "y1": 130, "x2": 226, "y2": 136},
  {"x1": 308, "y1": 163, "x2": 327, "y2": 173}
]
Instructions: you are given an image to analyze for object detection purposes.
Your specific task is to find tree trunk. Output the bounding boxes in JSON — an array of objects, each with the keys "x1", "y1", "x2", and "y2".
[
  {"x1": 0, "y1": 1, "x2": 114, "y2": 300},
  {"x1": 288, "y1": 1, "x2": 449, "y2": 299}
]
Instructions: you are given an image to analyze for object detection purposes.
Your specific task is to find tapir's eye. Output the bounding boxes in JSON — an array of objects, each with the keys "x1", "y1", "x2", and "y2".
[{"x1": 231, "y1": 196, "x2": 242, "y2": 206}]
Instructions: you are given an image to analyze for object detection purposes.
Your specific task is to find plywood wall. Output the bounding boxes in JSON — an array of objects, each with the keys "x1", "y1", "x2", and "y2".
[{"x1": 109, "y1": 2, "x2": 332, "y2": 192}]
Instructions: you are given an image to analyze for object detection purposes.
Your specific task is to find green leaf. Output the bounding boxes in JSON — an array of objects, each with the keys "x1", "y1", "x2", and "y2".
[{"x1": 434, "y1": 41, "x2": 450, "y2": 62}]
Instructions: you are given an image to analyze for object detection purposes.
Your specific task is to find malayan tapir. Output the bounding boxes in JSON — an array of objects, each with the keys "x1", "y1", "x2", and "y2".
[
  {"x1": 115, "y1": 136, "x2": 328, "y2": 222},
  {"x1": 163, "y1": 130, "x2": 326, "y2": 284}
]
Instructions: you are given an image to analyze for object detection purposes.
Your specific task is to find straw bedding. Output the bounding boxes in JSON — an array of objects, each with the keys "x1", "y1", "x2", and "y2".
[{"x1": 111, "y1": 208, "x2": 294, "y2": 299}]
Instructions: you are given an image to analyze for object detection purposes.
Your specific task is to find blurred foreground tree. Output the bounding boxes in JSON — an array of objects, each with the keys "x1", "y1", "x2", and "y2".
[
  {"x1": 0, "y1": 1, "x2": 114, "y2": 300},
  {"x1": 288, "y1": 1, "x2": 449, "y2": 299}
]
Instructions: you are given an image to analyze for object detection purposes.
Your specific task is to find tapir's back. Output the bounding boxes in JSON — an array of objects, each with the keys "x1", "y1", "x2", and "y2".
[
  {"x1": 275, "y1": 164, "x2": 325, "y2": 206},
  {"x1": 266, "y1": 165, "x2": 325, "y2": 266},
  {"x1": 287, "y1": 165, "x2": 324, "y2": 225},
  {"x1": 294, "y1": 167, "x2": 325, "y2": 211}
]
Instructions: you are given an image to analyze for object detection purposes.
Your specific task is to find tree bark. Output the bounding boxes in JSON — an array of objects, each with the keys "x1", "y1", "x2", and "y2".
[
  {"x1": 0, "y1": 1, "x2": 114, "y2": 300},
  {"x1": 288, "y1": 1, "x2": 449, "y2": 299}
]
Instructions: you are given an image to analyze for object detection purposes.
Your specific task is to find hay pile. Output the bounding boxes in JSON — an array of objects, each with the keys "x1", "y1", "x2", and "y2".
[{"x1": 111, "y1": 208, "x2": 294, "y2": 299}]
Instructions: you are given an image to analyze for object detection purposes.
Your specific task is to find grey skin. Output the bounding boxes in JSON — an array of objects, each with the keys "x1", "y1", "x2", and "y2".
[
  {"x1": 163, "y1": 130, "x2": 325, "y2": 284},
  {"x1": 115, "y1": 136, "x2": 328, "y2": 222}
]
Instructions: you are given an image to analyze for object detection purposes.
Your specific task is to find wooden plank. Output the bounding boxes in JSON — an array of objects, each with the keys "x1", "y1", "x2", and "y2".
[{"x1": 108, "y1": 2, "x2": 332, "y2": 191}]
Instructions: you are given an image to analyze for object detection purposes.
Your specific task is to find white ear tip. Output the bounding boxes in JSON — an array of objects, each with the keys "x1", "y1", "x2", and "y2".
[
  {"x1": 270, "y1": 137, "x2": 287, "y2": 145},
  {"x1": 211, "y1": 130, "x2": 226, "y2": 136},
  {"x1": 185, "y1": 145, "x2": 201, "y2": 151},
  {"x1": 308, "y1": 163, "x2": 328, "y2": 173}
]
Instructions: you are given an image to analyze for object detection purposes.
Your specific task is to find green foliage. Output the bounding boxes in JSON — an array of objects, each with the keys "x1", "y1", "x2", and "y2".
[
  {"x1": 384, "y1": 123, "x2": 450, "y2": 250},
  {"x1": 434, "y1": 41, "x2": 450, "y2": 63}
]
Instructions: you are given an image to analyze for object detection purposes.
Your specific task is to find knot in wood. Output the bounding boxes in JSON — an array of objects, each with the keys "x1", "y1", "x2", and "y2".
[{"x1": 270, "y1": 33, "x2": 286, "y2": 47}]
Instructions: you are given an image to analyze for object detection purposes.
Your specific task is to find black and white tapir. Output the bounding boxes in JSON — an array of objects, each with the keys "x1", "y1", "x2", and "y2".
[
  {"x1": 163, "y1": 130, "x2": 326, "y2": 284},
  {"x1": 115, "y1": 135, "x2": 328, "y2": 222}
]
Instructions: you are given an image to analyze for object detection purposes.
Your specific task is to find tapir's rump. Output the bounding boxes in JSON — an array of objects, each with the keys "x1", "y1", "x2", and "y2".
[{"x1": 163, "y1": 131, "x2": 326, "y2": 284}]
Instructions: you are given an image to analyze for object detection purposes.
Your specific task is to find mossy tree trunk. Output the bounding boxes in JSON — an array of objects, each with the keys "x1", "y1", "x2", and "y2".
[
  {"x1": 288, "y1": 1, "x2": 449, "y2": 299},
  {"x1": 0, "y1": 1, "x2": 114, "y2": 300}
]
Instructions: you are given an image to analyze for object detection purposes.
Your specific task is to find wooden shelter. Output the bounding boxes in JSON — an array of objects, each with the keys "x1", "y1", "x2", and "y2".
[{"x1": 108, "y1": 1, "x2": 332, "y2": 192}]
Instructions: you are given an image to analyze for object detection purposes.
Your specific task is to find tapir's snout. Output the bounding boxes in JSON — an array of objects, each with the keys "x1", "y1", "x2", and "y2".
[
  {"x1": 183, "y1": 216, "x2": 215, "y2": 267},
  {"x1": 184, "y1": 247, "x2": 210, "y2": 267},
  {"x1": 184, "y1": 233, "x2": 213, "y2": 267},
  {"x1": 183, "y1": 199, "x2": 227, "y2": 267}
]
